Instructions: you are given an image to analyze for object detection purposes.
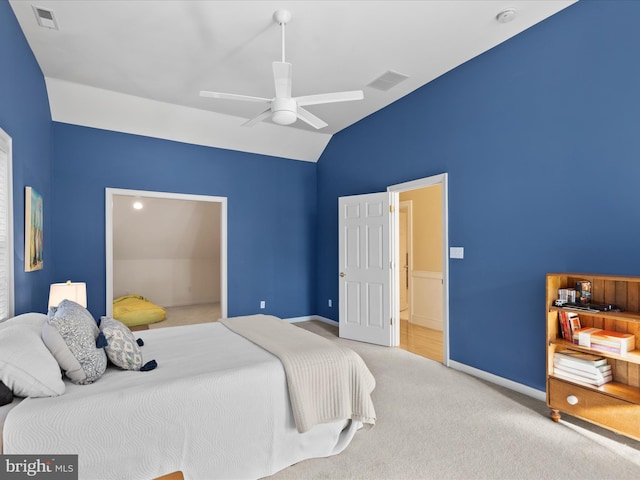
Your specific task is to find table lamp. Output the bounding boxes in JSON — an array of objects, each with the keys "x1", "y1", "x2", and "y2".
[{"x1": 48, "y1": 280, "x2": 87, "y2": 308}]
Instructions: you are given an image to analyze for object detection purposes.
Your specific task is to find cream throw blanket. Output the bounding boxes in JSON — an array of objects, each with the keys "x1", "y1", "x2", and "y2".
[{"x1": 221, "y1": 315, "x2": 376, "y2": 433}]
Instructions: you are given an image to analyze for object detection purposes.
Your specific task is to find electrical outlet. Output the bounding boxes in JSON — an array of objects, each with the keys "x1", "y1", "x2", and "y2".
[
  {"x1": 260, "y1": 300, "x2": 266, "y2": 309},
  {"x1": 328, "y1": 299, "x2": 332, "y2": 307}
]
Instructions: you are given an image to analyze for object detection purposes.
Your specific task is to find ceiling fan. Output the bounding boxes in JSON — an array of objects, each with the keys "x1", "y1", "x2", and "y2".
[{"x1": 199, "y1": 9, "x2": 364, "y2": 130}]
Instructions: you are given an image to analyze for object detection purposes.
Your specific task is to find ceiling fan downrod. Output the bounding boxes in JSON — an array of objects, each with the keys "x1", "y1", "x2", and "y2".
[{"x1": 273, "y1": 9, "x2": 291, "y2": 63}]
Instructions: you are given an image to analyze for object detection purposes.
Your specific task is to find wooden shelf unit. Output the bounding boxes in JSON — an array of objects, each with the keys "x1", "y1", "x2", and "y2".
[{"x1": 546, "y1": 273, "x2": 640, "y2": 441}]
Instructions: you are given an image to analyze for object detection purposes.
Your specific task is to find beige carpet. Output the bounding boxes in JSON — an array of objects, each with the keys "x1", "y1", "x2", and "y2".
[
  {"x1": 148, "y1": 303, "x2": 220, "y2": 329},
  {"x1": 269, "y1": 320, "x2": 640, "y2": 480}
]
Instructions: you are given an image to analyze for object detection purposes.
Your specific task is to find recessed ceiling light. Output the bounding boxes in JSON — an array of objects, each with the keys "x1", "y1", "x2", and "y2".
[
  {"x1": 133, "y1": 201, "x2": 143, "y2": 210},
  {"x1": 32, "y1": 5, "x2": 58, "y2": 30}
]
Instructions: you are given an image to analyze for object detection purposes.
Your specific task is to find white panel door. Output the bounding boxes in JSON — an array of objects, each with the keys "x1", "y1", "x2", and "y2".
[{"x1": 339, "y1": 192, "x2": 396, "y2": 346}]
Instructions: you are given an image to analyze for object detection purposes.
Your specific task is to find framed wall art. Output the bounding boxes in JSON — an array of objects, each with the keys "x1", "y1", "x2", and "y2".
[{"x1": 25, "y1": 186, "x2": 43, "y2": 272}]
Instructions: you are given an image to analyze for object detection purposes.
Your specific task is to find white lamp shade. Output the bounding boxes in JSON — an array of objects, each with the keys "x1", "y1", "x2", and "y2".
[{"x1": 48, "y1": 282, "x2": 87, "y2": 308}]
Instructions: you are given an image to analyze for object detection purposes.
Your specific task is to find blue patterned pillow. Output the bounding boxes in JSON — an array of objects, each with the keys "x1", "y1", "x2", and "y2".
[
  {"x1": 42, "y1": 300, "x2": 107, "y2": 385},
  {"x1": 99, "y1": 318, "x2": 143, "y2": 370}
]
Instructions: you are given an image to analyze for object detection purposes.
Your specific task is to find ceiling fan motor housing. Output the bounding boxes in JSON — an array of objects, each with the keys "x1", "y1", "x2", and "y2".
[{"x1": 271, "y1": 97, "x2": 297, "y2": 125}]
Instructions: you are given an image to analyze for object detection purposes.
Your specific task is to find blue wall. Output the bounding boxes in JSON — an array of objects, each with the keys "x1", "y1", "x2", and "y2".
[
  {"x1": 0, "y1": 0, "x2": 53, "y2": 314},
  {"x1": 3, "y1": 0, "x2": 317, "y2": 321},
  {"x1": 316, "y1": 0, "x2": 640, "y2": 391},
  {"x1": 5, "y1": 0, "x2": 640, "y2": 392},
  {"x1": 51, "y1": 124, "x2": 317, "y2": 320}
]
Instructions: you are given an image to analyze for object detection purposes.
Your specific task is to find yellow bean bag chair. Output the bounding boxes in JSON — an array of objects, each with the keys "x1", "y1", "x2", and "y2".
[{"x1": 112, "y1": 294, "x2": 166, "y2": 327}]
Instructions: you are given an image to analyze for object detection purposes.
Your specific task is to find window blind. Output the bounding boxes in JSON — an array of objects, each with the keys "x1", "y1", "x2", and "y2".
[{"x1": 0, "y1": 129, "x2": 14, "y2": 321}]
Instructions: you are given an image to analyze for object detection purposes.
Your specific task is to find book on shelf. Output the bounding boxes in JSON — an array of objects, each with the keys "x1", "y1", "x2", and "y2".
[
  {"x1": 558, "y1": 311, "x2": 581, "y2": 341},
  {"x1": 553, "y1": 368, "x2": 613, "y2": 387},
  {"x1": 553, "y1": 361, "x2": 612, "y2": 380},
  {"x1": 553, "y1": 356, "x2": 611, "y2": 375},
  {"x1": 572, "y1": 328, "x2": 636, "y2": 354},
  {"x1": 554, "y1": 349, "x2": 608, "y2": 367},
  {"x1": 559, "y1": 311, "x2": 570, "y2": 341},
  {"x1": 568, "y1": 314, "x2": 581, "y2": 336},
  {"x1": 581, "y1": 343, "x2": 628, "y2": 355}
]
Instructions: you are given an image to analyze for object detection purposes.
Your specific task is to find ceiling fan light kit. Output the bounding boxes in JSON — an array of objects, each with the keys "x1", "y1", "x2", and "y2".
[
  {"x1": 199, "y1": 9, "x2": 364, "y2": 129},
  {"x1": 271, "y1": 98, "x2": 297, "y2": 125}
]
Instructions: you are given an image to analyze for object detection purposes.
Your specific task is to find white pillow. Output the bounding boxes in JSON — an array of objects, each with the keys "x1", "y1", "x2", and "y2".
[
  {"x1": 0, "y1": 312, "x2": 48, "y2": 331},
  {"x1": 0, "y1": 315, "x2": 66, "y2": 398}
]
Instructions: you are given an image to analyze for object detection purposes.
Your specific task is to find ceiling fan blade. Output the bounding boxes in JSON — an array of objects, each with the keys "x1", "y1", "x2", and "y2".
[
  {"x1": 296, "y1": 90, "x2": 364, "y2": 107},
  {"x1": 296, "y1": 106, "x2": 328, "y2": 130},
  {"x1": 200, "y1": 91, "x2": 270, "y2": 103},
  {"x1": 272, "y1": 62, "x2": 292, "y2": 98},
  {"x1": 242, "y1": 108, "x2": 272, "y2": 127}
]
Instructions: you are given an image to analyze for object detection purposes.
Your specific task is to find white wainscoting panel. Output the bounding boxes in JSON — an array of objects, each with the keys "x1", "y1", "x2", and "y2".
[{"x1": 411, "y1": 271, "x2": 443, "y2": 331}]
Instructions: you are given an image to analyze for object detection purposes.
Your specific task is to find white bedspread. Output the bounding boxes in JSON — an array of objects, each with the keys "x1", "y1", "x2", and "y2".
[
  {"x1": 221, "y1": 315, "x2": 376, "y2": 433},
  {"x1": 3, "y1": 321, "x2": 360, "y2": 480},
  {"x1": 0, "y1": 398, "x2": 21, "y2": 454}
]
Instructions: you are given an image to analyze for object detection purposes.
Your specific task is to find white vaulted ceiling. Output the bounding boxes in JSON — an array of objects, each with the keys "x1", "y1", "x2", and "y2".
[{"x1": 9, "y1": 0, "x2": 576, "y2": 162}]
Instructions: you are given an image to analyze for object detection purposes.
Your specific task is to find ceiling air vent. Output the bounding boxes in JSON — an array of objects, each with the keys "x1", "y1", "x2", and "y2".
[
  {"x1": 32, "y1": 5, "x2": 58, "y2": 30},
  {"x1": 366, "y1": 71, "x2": 409, "y2": 92}
]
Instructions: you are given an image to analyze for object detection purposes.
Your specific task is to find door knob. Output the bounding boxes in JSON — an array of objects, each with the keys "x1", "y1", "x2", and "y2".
[{"x1": 339, "y1": 272, "x2": 345, "y2": 277}]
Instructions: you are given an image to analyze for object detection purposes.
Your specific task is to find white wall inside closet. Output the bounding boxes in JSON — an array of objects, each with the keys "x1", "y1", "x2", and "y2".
[{"x1": 113, "y1": 195, "x2": 221, "y2": 307}]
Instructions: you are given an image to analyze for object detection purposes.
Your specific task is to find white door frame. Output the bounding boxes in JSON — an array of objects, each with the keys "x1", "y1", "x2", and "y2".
[
  {"x1": 388, "y1": 173, "x2": 449, "y2": 366},
  {"x1": 399, "y1": 200, "x2": 413, "y2": 313},
  {"x1": 105, "y1": 188, "x2": 228, "y2": 318}
]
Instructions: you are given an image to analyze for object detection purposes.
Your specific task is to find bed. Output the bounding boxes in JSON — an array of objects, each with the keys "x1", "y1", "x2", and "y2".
[
  {"x1": 1, "y1": 312, "x2": 375, "y2": 480},
  {"x1": 112, "y1": 294, "x2": 166, "y2": 327}
]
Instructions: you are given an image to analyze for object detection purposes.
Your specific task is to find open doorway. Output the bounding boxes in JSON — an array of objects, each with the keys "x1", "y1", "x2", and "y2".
[
  {"x1": 398, "y1": 186, "x2": 443, "y2": 362},
  {"x1": 105, "y1": 188, "x2": 227, "y2": 328},
  {"x1": 389, "y1": 174, "x2": 448, "y2": 365}
]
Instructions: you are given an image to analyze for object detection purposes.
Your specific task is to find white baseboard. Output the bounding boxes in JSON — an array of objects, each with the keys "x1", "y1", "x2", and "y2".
[
  {"x1": 449, "y1": 360, "x2": 546, "y2": 402},
  {"x1": 310, "y1": 315, "x2": 337, "y2": 325},
  {"x1": 285, "y1": 315, "x2": 315, "y2": 323},
  {"x1": 284, "y1": 317, "x2": 544, "y2": 403},
  {"x1": 285, "y1": 315, "x2": 337, "y2": 325}
]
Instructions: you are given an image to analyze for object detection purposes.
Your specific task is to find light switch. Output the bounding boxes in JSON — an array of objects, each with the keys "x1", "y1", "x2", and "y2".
[{"x1": 450, "y1": 247, "x2": 464, "y2": 259}]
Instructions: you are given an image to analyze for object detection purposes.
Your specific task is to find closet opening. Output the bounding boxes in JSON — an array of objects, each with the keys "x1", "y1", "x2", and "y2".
[{"x1": 105, "y1": 188, "x2": 227, "y2": 329}]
